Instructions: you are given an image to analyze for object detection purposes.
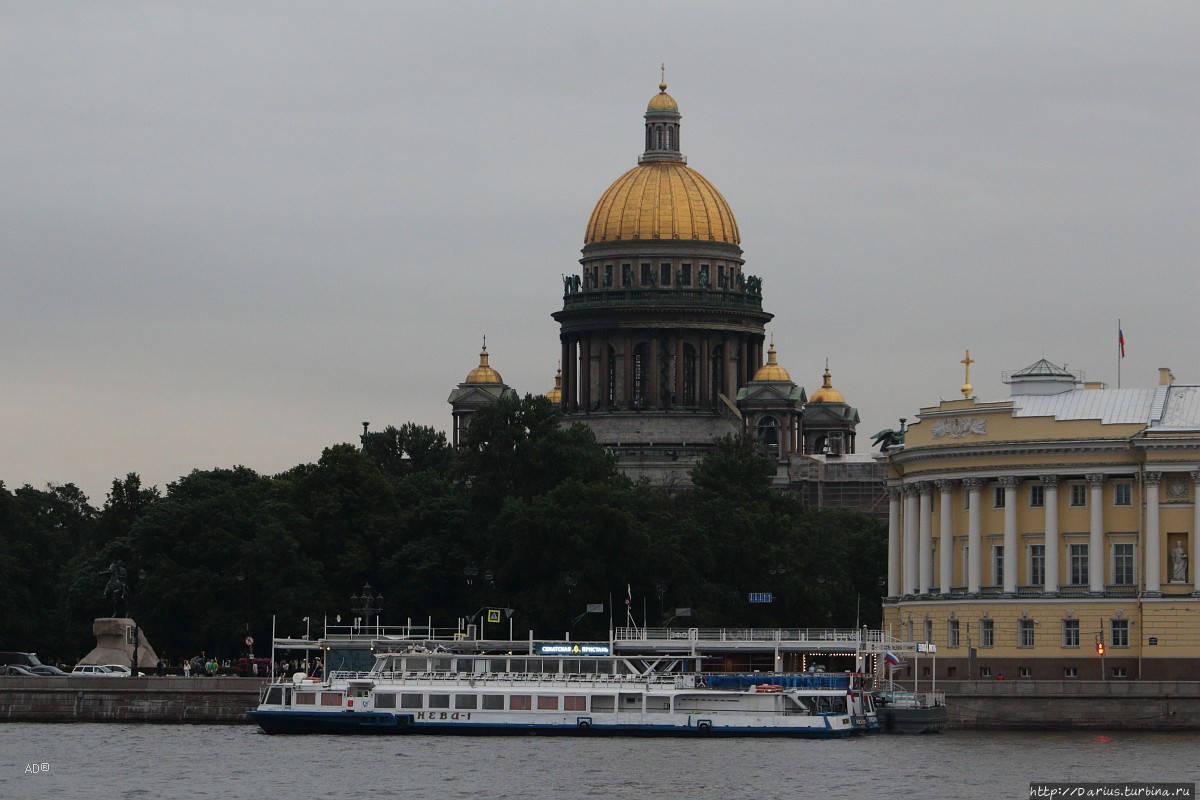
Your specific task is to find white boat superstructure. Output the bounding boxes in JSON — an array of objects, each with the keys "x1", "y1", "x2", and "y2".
[{"x1": 249, "y1": 649, "x2": 877, "y2": 737}]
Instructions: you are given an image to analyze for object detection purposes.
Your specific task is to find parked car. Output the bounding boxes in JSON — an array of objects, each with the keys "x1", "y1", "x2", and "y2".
[
  {"x1": 3, "y1": 664, "x2": 40, "y2": 677},
  {"x1": 30, "y1": 665, "x2": 68, "y2": 676},
  {"x1": 71, "y1": 664, "x2": 121, "y2": 677},
  {"x1": 101, "y1": 664, "x2": 134, "y2": 676},
  {"x1": 0, "y1": 651, "x2": 48, "y2": 669}
]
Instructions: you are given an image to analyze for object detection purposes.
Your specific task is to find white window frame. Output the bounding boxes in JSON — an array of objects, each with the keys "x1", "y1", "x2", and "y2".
[
  {"x1": 1030, "y1": 484, "x2": 1045, "y2": 508},
  {"x1": 1030, "y1": 544, "x2": 1045, "y2": 587},
  {"x1": 1062, "y1": 618, "x2": 1080, "y2": 648},
  {"x1": 1069, "y1": 543, "x2": 1088, "y2": 586},
  {"x1": 1112, "y1": 542, "x2": 1135, "y2": 586},
  {"x1": 1018, "y1": 619, "x2": 1034, "y2": 648},
  {"x1": 1111, "y1": 619, "x2": 1129, "y2": 648}
]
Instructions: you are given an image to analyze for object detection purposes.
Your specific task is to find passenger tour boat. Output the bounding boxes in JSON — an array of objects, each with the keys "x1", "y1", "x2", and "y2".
[{"x1": 248, "y1": 646, "x2": 878, "y2": 737}]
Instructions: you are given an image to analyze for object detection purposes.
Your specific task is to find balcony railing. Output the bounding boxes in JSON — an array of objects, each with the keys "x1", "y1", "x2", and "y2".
[{"x1": 560, "y1": 287, "x2": 765, "y2": 312}]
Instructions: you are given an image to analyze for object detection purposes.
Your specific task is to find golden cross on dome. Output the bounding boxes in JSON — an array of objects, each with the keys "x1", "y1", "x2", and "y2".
[{"x1": 960, "y1": 349, "x2": 974, "y2": 399}]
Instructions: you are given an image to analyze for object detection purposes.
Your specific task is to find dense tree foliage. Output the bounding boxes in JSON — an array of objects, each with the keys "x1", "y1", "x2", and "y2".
[{"x1": 0, "y1": 398, "x2": 886, "y2": 664}]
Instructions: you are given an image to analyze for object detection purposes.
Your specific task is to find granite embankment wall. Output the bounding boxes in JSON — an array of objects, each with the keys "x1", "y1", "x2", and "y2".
[
  {"x1": 942, "y1": 681, "x2": 1200, "y2": 730},
  {"x1": 3, "y1": 677, "x2": 1200, "y2": 729},
  {"x1": 0, "y1": 677, "x2": 264, "y2": 723}
]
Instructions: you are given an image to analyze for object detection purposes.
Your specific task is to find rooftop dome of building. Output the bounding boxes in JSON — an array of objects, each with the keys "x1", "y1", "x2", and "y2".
[
  {"x1": 464, "y1": 338, "x2": 503, "y2": 384},
  {"x1": 809, "y1": 363, "x2": 845, "y2": 404},
  {"x1": 583, "y1": 79, "x2": 739, "y2": 246},
  {"x1": 585, "y1": 163, "x2": 739, "y2": 245},
  {"x1": 545, "y1": 366, "x2": 563, "y2": 404},
  {"x1": 647, "y1": 81, "x2": 678, "y2": 112},
  {"x1": 753, "y1": 341, "x2": 791, "y2": 382}
]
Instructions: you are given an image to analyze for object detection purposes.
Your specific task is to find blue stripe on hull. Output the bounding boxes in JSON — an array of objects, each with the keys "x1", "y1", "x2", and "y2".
[{"x1": 247, "y1": 710, "x2": 853, "y2": 738}]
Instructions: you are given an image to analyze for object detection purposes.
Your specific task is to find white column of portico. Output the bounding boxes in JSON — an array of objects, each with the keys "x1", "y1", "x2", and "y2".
[
  {"x1": 937, "y1": 479, "x2": 954, "y2": 594},
  {"x1": 887, "y1": 487, "x2": 901, "y2": 598},
  {"x1": 1041, "y1": 476, "x2": 1060, "y2": 595},
  {"x1": 965, "y1": 478, "x2": 982, "y2": 595},
  {"x1": 1145, "y1": 472, "x2": 1162, "y2": 596},
  {"x1": 918, "y1": 484, "x2": 933, "y2": 595},
  {"x1": 1087, "y1": 473, "x2": 1106, "y2": 594},
  {"x1": 1193, "y1": 471, "x2": 1200, "y2": 596},
  {"x1": 903, "y1": 484, "x2": 920, "y2": 596},
  {"x1": 1000, "y1": 476, "x2": 1019, "y2": 596}
]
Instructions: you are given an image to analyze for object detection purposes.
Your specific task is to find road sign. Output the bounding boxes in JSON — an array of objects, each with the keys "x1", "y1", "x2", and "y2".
[{"x1": 245, "y1": 636, "x2": 254, "y2": 647}]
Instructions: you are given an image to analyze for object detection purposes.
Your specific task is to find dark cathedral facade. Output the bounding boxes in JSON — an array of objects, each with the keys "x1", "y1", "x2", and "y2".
[{"x1": 449, "y1": 80, "x2": 885, "y2": 520}]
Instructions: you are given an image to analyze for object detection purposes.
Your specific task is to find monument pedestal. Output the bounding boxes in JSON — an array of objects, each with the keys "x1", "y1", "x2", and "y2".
[{"x1": 80, "y1": 617, "x2": 160, "y2": 672}]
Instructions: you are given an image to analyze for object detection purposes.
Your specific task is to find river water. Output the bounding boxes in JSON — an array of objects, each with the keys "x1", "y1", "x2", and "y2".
[{"x1": 2, "y1": 723, "x2": 1197, "y2": 799}]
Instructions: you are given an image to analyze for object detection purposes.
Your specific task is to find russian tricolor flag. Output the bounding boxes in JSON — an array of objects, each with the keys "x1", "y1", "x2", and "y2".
[
  {"x1": 884, "y1": 651, "x2": 901, "y2": 666},
  {"x1": 1119, "y1": 327, "x2": 1125, "y2": 359}
]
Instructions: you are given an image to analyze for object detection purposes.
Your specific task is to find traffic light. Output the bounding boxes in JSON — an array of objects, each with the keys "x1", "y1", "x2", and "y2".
[{"x1": 1096, "y1": 640, "x2": 1105, "y2": 656}]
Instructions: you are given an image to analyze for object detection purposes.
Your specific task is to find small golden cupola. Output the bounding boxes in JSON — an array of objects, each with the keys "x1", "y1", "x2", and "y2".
[
  {"x1": 809, "y1": 361, "x2": 846, "y2": 404},
  {"x1": 545, "y1": 364, "x2": 563, "y2": 405},
  {"x1": 464, "y1": 336, "x2": 504, "y2": 384},
  {"x1": 753, "y1": 338, "x2": 791, "y2": 382}
]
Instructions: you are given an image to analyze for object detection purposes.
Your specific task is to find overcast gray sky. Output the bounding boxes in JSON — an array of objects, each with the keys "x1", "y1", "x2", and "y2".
[{"x1": 3, "y1": 1, "x2": 1197, "y2": 503}]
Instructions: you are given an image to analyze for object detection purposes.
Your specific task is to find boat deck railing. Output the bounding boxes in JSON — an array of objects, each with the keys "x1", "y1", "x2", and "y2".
[
  {"x1": 615, "y1": 627, "x2": 893, "y2": 645},
  {"x1": 325, "y1": 670, "x2": 685, "y2": 688}
]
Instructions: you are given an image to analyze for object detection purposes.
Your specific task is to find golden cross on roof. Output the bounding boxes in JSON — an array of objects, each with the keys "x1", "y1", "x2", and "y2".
[{"x1": 961, "y1": 349, "x2": 974, "y2": 399}]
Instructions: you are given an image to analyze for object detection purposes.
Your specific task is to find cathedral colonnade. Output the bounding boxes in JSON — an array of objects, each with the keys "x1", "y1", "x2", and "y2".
[{"x1": 558, "y1": 330, "x2": 764, "y2": 412}]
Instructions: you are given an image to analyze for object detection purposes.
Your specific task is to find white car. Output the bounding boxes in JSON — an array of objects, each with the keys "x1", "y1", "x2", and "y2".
[
  {"x1": 101, "y1": 664, "x2": 134, "y2": 676},
  {"x1": 71, "y1": 664, "x2": 122, "y2": 677}
]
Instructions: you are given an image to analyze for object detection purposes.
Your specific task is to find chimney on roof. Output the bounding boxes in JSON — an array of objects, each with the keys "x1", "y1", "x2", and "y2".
[{"x1": 1158, "y1": 367, "x2": 1175, "y2": 386}]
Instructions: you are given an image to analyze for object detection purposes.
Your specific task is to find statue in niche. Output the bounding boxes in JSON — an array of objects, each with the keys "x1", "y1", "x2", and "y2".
[
  {"x1": 602, "y1": 270, "x2": 612, "y2": 287},
  {"x1": 1170, "y1": 542, "x2": 1188, "y2": 582},
  {"x1": 698, "y1": 266, "x2": 709, "y2": 288}
]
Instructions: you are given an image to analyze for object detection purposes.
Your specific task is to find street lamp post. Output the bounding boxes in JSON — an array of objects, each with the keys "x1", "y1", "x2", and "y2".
[
  {"x1": 351, "y1": 583, "x2": 384, "y2": 635},
  {"x1": 564, "y1": 573, "x2": 578, "y2": 635}
]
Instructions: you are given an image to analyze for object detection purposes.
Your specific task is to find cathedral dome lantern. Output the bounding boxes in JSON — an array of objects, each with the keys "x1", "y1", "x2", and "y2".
[
  {"x1": 464, "y1": 338, "x2": 504, "y2": 384},
  {"x1": 809, "y1": 363, "x2": 846, "y2": 404}
]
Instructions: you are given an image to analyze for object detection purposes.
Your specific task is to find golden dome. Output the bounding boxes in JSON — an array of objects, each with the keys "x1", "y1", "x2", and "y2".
[
  {"x1": 464, "y1": 337, "x2": 503, "y2": 384},
  {"x1": 545, "y1": 365, "x2": 563, "y2": 404},
  {"x1": 809, "y1": 362, "x2": 845, "y2": 404},
  {"x1": 753, "y1": 340, "x2": 791, "y2": 382},
  {"x1": 585, "y1": 161, "x2": 739, "y2": 245},
  {"x1": 647, "y1": 82, "x2": 678, "y2": 112}
]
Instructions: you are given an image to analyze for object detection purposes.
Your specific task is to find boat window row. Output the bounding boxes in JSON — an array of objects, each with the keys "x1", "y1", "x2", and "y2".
[
  {"x1": 374, "y1": 692, "x2": 590, "y2": 711},
  {"x1": 377, "y1": 656, "x2": 628, "y2": 675}
]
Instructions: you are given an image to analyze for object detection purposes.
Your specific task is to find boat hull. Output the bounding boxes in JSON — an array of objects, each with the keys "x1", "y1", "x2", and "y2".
[{"x1": 247, "y1": 709, "x2": 855, "y2": 738}]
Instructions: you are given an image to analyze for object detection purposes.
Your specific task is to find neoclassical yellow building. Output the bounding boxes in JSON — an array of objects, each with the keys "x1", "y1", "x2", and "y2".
[{"x1": 883, "y1": 360, "x2": 1200, "y2": 680}]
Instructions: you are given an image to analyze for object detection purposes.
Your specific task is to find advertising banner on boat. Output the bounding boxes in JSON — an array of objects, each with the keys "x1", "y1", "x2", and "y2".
[{"x1": 535, "y1": 643, "x2": 612, "y2": 656}]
